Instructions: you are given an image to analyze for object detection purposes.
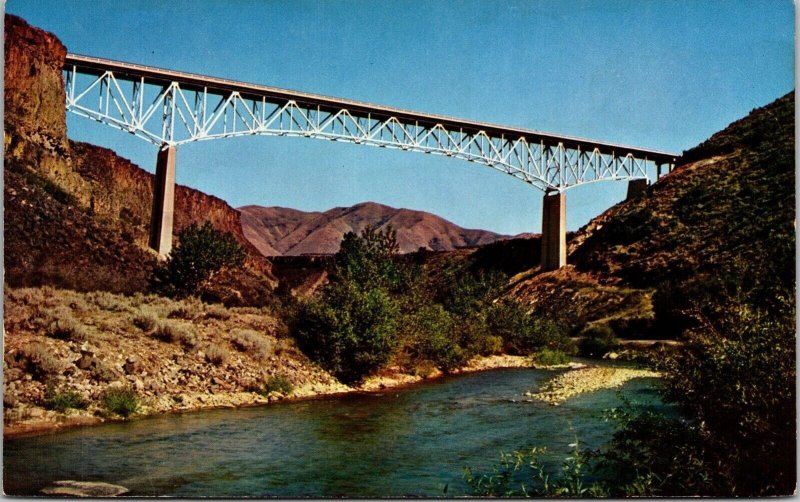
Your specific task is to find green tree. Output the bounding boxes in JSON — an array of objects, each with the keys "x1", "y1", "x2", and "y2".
[
  {"x1": 149, "y1": 222, "x2": 246, "y2": 298},
  {"x1": 404, "y1": 304, "x2": 464, "y2": 373},
  {"x1": 333, "y1": 225, "x2": 403, "y2": 290},
  {"x1": 292, "y1": 225, "x2": 404, "y2": 384}
]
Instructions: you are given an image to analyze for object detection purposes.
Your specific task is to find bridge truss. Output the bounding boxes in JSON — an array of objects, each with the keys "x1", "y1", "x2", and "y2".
[{"x1": 64, "y1": 54, "x2": 677, "y2": 192}]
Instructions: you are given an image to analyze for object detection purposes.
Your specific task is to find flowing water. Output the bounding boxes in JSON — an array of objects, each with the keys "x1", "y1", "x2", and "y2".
[{"x1": 4, "y1": 367, "x2": 669, "y2": 497}]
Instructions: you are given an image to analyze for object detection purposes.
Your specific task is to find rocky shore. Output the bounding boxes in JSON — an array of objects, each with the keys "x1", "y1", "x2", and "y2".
[{"x1": 528, "y1": 366, "x2": 661, "y2": 405}]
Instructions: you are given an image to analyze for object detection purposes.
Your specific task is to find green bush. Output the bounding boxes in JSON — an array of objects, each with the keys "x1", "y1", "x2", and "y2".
[
  {"x1": 486, "y1": 300, "x2": 571, "y2": 355},
  {"x1": 250, "y1": 375, "x2": 294, "y2": 396},
  {"x1": 578, "y1": 325, "x2": 618, "y2": 358},
  {"x1": 532, "y1": 348, "x2": 570, "y2": 366},
  {"x1": 293, "y1": 282, "x2": 399, "y2": 385},
  {"x1": 464, "y1": 441, "x2": 606, "y2": 497},
  {"x1": 102, "y1": 388, "x2": 139, "y2": 418},
  {"x1": 404, "y1": 304, "x2": 464, "y2": 373},
  {"x1": 149, "y1": 222, "x2": 246, "y2": 299},
  {"x1": 44, "y1": 385, "x2": 87, "y2": 413}
]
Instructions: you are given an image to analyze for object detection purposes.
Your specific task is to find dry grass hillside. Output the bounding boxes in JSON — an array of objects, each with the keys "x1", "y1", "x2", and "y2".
[
  {"x1": 3, "y1": 286, "x2": 347, "y2": 436},
  {"x1": 571, "y1": 92, "x2": 794, "y2": 288}
]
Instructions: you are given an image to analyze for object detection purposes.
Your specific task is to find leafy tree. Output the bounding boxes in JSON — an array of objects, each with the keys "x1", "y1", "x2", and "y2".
[
  {"x1": 437, "y1": 263, "x2": 506, "y2": 317},
  {"x1": 149, "y1": 222, "x2": 246, "y2": 298},
  {"x1": 292, "y1": 225, "x2": 403, "y2": 384},
  {"x1": 486, "y1": 299, "x2": 571, "y2": 354},
  {"x1": 333, "y1": 225, "x2": 404, "y2": 290},
  {"x1": 294, "y1": 281, "x2": 399, "y2": 385},
  {"x1": 404, "y1": 304, "x2": 464, "y2": 373}
]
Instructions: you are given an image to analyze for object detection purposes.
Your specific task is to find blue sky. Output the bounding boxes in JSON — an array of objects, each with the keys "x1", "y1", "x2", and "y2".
[{"x1": 6, "y1": 0, "x2": 795, "y2": 235}]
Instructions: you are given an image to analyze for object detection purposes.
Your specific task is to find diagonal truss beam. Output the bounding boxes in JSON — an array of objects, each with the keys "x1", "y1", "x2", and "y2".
[{"x1": 64, "y1": 53, "x2": 679, "y2": 192}]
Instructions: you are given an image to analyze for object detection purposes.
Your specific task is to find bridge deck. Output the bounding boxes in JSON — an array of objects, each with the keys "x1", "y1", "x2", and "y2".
[{"x1": 64, "y1": 53, "x2": 678, "y2": 164}]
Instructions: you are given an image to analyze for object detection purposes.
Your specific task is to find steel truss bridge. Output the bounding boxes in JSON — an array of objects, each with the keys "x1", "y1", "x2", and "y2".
[
  {"x1": 62, "y1": 53, "x2": 679, "y2": 267},
  {"x1": 64, "y1": 54, "x2": 677, "y2": 192}
]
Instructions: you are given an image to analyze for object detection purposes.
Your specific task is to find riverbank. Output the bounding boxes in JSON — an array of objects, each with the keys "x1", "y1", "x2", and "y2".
[
  {"x1": 3, "y1": 353, "x2": 540, "y2": 438},
  {"x1": 4, "y1": 287, "x2": 661, "y2": 439}
]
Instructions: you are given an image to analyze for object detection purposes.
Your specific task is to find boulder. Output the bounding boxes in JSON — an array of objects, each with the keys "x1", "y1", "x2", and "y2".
[{"x1": 40, "y1": 480, "x2": 129, "y2": 497}]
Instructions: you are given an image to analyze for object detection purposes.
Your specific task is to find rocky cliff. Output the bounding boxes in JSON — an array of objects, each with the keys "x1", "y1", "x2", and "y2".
[{"x1": 4, "y1": 14, "x2": 275, "y2": 299}]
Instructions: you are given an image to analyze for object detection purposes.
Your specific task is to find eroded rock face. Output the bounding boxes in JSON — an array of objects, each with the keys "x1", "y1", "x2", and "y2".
[
  {"x1": 70, "y1": 141, "x2": 257, "y2": 251},
  {"x1": 4, "y1": 14, "x2": 67, "y2": 144},
  {"x1": 3, "y1": 14, "x2": 277, "y2": 298}
]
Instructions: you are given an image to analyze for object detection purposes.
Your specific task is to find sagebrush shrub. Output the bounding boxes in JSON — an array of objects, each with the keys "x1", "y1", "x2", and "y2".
[
  {"x1": 205, "y1": 343, "x2": 230, "y2": 366},
  {"x1": 152, "y1": 322, "x2": 197, "y2": 349},
  {"x1": 231, "y1": 330, "x2": 272, "y2": 359},
  {"x1": 44, "y1": 313, "x2": 90, "y2": 342},
  {"x1": 132, "y1": 313, "x2": 159, "y2": 332},
  {"x1": 22, "y1": 343, "x2": 65, "y2": 379}
]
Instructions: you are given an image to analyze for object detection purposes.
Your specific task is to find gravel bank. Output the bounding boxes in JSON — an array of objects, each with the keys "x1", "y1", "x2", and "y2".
[{"x1": 528, "y1": 366, "x2": 661, "y2": 405}]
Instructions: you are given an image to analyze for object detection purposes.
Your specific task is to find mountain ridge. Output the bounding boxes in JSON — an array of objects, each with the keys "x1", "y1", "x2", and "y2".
[{"x1": 239, "y1": 201, "x2": 513, "y2": 256}]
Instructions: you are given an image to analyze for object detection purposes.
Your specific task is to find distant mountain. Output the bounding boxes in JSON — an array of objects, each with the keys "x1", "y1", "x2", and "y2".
[{"x1": 239, "y1": 202, "x2": 510, "y2": 256}]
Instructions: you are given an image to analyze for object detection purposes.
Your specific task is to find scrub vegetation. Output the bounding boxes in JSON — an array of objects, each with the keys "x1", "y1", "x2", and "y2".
[{"x1": 290, "y1": 225, "x2": 576, "y2": 384}]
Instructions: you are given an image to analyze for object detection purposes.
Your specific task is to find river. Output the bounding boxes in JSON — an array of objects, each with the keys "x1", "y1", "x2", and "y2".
[{"x1": 4, "y1": 366, "x2": 668, "y2": 497}]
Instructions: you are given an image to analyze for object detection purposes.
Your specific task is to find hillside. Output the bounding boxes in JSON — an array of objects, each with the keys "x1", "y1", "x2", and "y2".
[
  {"x1": 239, "y1": 202, "x2": 509, "y2": 256},
  {"x1": 3, "y1": 14, "x2": 276, "y2": 303},
  {"x1": 505, "y1": 91, "x2": 795, "y2": 336}
]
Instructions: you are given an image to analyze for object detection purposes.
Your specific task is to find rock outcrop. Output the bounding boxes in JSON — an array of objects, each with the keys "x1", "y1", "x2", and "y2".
[{"x1": 4, "y1": 14, "x2": 276, "y2": 299}]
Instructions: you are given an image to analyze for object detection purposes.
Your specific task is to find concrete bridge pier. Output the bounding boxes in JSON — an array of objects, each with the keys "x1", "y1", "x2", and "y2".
[
  {"x1": 626, "y1": 178, "x2": 649, "y2": 199},
  {"x1": 541, "y1": 190, "x2": 566, "y2": 271},
  {"x1": 656, "y1": 162, "x2": 675, "y2": 180},
  {"x1": 149, "y1": 144, "x2": 176, "y2": 258}
]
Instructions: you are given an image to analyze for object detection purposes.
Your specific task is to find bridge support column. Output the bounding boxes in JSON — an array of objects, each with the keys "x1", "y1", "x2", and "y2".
[
  {"x1": 149, "y1": 144, "x2": 176, "y2": 258},
  {"x1": 541, "y1": 191, "x2": 566, "y2": 271},
  {"x1": 626, "y1": 178, "x2": 649, "y2": 200}
]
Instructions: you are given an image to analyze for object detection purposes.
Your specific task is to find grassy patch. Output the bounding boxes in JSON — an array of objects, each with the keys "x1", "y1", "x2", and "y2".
[
  {"x1": 45, "y1": 385, "x2": 87, "y2": 413},
  {"x1": 532, "y1": 348, "x2": 570, "y2": 366},
  {"x1": 102, "y1": 388, "x2": 139, "y2": 417},
  {"x1": 249, "y1": 375, "x2": 294, "y2": 396}
]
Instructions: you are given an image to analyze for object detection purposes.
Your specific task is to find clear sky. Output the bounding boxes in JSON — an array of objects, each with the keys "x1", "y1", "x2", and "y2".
[{"x1": 6, "y1": 0, "x2": 795, "y2": 235}]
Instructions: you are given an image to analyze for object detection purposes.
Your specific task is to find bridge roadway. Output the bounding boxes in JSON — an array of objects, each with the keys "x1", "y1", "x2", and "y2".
[{"x1": 63, "y1": 53, "x2": 680, "y2": 269}]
